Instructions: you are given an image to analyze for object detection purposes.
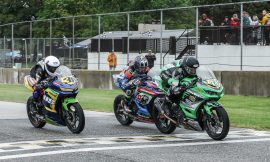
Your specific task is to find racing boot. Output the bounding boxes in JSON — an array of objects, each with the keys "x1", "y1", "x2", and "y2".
[{"x1": 123, "y1": 90, "x2": 133, "y2": 113}]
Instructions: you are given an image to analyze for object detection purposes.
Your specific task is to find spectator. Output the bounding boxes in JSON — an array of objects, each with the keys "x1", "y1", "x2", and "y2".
[
  {"x1": 208, "y1": 16, "x2": 215, "y2": 26},
  {"x1": 243, "y1": 11, "x2": 252, "y2": 26},
  {"x1": 221, "y1": 16, "x2": 230, "y2": 44},
  {"x1": 261, "y1": 10, "x2": 270, "y2": 45},
  {"x1": 230, "y1": 14, "x2": 240, "y2": 27},
  {"x1": 199, "y1": 13, "x2": 212, "y2": 26},
  {"x1": 107, "y1": 50, "x2": 117, "y2": 70},
  {"x1": 242, "y1": 11, "x2": 252, "y2": 44},
  {"x1": 199, "y1": 13, "x2": 213, "y2": 44},
  {"x1": 250, "y1": 15, "x2": 261, "y2": 45},
  {"x1": 229, "y1": 14, "x2": 240, "y2": 45},
  {"x1": 221, "y1": 16, "x2": 230, "y2": 26},
  {"x1": 145, "y1": 50, "x2": 156, "y2": 69}
]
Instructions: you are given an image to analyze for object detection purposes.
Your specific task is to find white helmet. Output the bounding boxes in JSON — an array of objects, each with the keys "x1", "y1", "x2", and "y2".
[{"x1": 44, "y1": 56, "x2": 60, "y2": 76}]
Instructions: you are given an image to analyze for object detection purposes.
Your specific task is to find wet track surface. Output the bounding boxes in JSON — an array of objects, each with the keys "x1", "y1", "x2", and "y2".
[{"x1": 0, "y1": 101, "x2": 269, "y2": 162}]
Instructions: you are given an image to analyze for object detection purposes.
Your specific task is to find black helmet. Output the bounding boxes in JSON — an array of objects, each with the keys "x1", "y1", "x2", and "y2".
[
  {"x1": 182, "y1": 57, "x2": 199, "y2": 76},
  {"x1": 134, "y1": 55, "x2": 148, "y2": 74}
]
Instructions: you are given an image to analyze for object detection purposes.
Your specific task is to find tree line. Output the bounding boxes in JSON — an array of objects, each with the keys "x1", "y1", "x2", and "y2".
[{"x1": 0, "y1": 0, "x2": 268, "y2": 38}]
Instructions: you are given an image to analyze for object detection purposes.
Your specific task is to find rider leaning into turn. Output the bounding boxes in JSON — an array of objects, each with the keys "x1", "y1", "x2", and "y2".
[
  {"x1": 118, "y1": 55, "x2": 149, "y2": 111},
  {"x1": 160, "y1": 56, "x2": 200, "y2": 104},
  {"x1": 30, "y1": 56, "x2": 61, "y2": 106}
]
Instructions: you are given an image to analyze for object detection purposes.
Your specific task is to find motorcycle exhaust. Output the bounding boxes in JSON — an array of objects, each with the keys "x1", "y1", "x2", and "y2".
[
  {"x1": 163, "y1": 113, "x2": 177, "y2": 125},
  {"x1": 154, "y1": 98, "x2": 177, "y2": 125}
]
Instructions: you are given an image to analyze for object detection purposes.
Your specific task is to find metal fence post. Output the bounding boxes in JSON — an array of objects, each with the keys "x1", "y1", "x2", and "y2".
[
  {"x1": 98, "y1": 15, "x2": 101, "y2": 70},
  {"x1": 11, "y1": 24, "x2": 14, "y2": 67},
  {"x1": 240, "y1": 3, "x2": 243, "y2": 71},
  {"x1": 43, "y1": 39, "x2": 45, "y2": 58},
  {"x1": 127, "y1": 13, "x2": 130, "y2": 64},
  {"x1": 72, "y1": 17, "x2": 75, "y2": 68},
  {"x1": 30, "y1": 22, "x2": 33, "y2": 61},
  {"x1": 196, "y1": 7, "x2": 199, "y2": 59},
  {"x1": 49, "y1": 20, "x2": 52, "y2": 56},
  {"x1": 3, "y1": 36, "x2": 5, "y2": 54},
  {"x1": 23, "y1": 39, "x2": 28, "y2": 68},
  {"x1": 160, "y1": 10, "x2": 163, "y2": 68}
]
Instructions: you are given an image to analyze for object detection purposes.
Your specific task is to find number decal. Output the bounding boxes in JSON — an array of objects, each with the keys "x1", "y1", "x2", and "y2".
[
  {"x1": 206, "y1": 79, "x2": 221, "y2": 88},
  {"x1": 61, "y1": 77, "x2": 75, "y2": 85}
]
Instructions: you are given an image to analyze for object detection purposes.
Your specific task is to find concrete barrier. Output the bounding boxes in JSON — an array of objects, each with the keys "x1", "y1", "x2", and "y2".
[
  {"x1": 0, "y1": 68, "x2": 270, "y2": 96},
  {"x1": 221, "y1": 71, "x2": 270, "y2": 97}
]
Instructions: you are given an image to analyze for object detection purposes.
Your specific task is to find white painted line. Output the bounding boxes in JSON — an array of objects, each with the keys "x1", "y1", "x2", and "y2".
[
  {"x1": 0, "y1": 129, "x2": 269, "y2": 153},
  {"x1": 1, "y1": 137, "x2": 270, "y2": 160},
  {"x1": 83, "y1": 110, "x2": 113, "y2": 117}
]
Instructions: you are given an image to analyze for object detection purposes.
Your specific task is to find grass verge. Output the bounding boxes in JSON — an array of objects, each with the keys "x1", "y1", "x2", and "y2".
[{"x1": 0, "y1": 84, "x2": 269, "y2": 130}]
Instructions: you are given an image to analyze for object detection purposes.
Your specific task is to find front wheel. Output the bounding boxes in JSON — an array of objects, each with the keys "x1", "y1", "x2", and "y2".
[
  {"x1": 204, "y1": 107, "x2": 230, "y2": 140},
  {"x1": 153, "y1": 104, "x2": 176, "y2": 134},
  {"x1": 64, "y1": 103, "x2": 85, "y2": 134},
  {"x1": 114, "y1": 95, "x2": 133, "y2": 126},
  {"x1": 26, "y1": 96, "x2": 46, "y2": 128}
]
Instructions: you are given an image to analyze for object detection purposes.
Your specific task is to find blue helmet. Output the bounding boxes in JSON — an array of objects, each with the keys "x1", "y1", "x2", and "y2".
[{"x1": 134, "y1": 55, "x2": 148, "y2": 74}]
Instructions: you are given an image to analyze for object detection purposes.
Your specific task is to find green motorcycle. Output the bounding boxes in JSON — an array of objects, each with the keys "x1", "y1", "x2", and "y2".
[{"x1": 153, "y1": 66, "x2": 229, "y2": 140}]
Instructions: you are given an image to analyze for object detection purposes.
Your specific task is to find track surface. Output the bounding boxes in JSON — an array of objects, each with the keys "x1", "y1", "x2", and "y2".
[{"x1": 0, "y1": 101, "x2": 269, "y2": 162}]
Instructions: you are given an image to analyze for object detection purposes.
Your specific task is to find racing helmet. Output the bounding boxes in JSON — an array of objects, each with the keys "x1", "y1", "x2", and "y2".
[
  {"x1": 182, "y1": 57, "x2": 199, "y2": 76},
  {"x1": 134, "y1": 55, "x2": 148, "y2": 74},
  {"x1": 44, "y1": 56, "x2": 60, "y2": 76}
]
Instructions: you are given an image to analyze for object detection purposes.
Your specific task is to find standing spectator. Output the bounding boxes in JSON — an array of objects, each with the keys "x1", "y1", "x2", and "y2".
[
  {"x1": 221, "y1": 16, "x2": 231, "y2": 44},
  {"x1": 199, "y1": 13, "x2": 212, "y2": 26},
  {"x1": 243, "y1": 11, "x2": 252, "y2": 26},
  {"x1": 230, "y1": 14, "x2": 240, "y2": 45},
  {"x1": 221, "y1": 16, "x2": 230, "y2": 26},
  {"x1": 242, "y1": 11, "x2": 252, "y2": 44},
  {"x1": 199, "y1": 13, "x2": 213, "y2": 44},
  {"x1": 261, "y1": 10, "x2": 270, "y2": 45},
  {"x1": 250, "y1": 15, "x2": 261, "y2": 45},
  {"x1": 230, "y1": 14, "x2": 240, "y2": 26},
  {"x1": 107, "y1": 50, "x2": 117, "y2": 70},
  {"x1": 145, "y1": 50, "x2": 156, "y2": 69}
]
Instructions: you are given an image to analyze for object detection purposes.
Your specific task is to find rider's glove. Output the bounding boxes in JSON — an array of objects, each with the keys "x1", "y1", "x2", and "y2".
[
  {"x1": 40, "y1": 80, "x2": 49, "y2": 88},
  {"x1": 169, "y1": 85, "x2": 186, "y2": 96}
]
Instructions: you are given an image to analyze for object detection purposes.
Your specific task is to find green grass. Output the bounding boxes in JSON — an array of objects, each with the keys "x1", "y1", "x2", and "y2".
[
  {"x1": 0, "y1": 84, "x2": 269, "y2": 130},
  {"x1": 221, "y1": 95, "x2": 270, "y2": 130},
  {"x1": 0, "y1": 84, "x2": 120, "y2": 112}
]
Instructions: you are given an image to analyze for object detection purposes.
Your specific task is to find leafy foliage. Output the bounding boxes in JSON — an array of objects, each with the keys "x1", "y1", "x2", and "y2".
[{"x1": 0, "y1": 0, "x2": 269, "y2": 38}]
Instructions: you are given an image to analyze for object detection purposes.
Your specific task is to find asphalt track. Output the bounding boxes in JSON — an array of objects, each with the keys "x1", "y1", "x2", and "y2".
[{"x1": 0, "y1": 101, "x2": 269, "y2": 162}]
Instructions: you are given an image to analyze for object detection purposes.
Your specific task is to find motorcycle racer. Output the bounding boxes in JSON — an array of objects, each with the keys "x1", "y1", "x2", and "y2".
[
  {"x1": 30, "y1": 56, "x2": 60, "y2": 106},
  {"x1": 159, "y1": 56, "x2": 200, "y2": 104},
  {"x1": 118, "y1": 55, "x2": 150, "y2": 111}
]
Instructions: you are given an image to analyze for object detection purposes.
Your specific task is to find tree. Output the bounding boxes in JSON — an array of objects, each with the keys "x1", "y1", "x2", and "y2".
[{"x1": 0, "y1": 0, "x2": 42, "y2": 38}]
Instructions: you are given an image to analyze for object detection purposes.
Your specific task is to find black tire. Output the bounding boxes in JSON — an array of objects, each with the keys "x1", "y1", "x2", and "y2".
[
  {"x1": 153, "y1": 105, "x2": 176, "y2": 134},
  {"x1": 204, "y1": 107, "x2": 230, "y2": 140},
  {"x1": 26, "y1": 96, "x2": 46, "y2": 128},
  {"x1": 64, "y1": 103, "x2": 85, "y2": 134},
  {"x1": 114, "y1": 95, "x2": 133, "y2": 126}
]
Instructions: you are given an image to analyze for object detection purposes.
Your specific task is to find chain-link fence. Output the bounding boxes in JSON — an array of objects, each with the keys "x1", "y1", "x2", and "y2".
[{"x1": 0, "y1": 0, "x2": 269, "y2": 70}]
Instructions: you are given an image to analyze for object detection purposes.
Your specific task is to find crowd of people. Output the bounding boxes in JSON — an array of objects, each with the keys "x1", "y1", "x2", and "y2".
[{"x1": 199, "y1": 10, "x2": 270, "y2": 45}]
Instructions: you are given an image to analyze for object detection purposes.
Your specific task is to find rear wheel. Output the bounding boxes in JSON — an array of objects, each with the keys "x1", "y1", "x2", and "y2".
[
  {"x1": 153, "y1": 104, "x2": 176, "y2": 134},
  {"x1": 204, "y1": 107, "x2": 230, "y2": 140},
  {"x1": 64, "y1": 103, "x2": 85, "y2": 134},
  {"x1": 114, "y1": 95, "x2": 133, "y2": 126},
  {"x1": 26, "y1": 96, "x2": 46, "y2": 128}
]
